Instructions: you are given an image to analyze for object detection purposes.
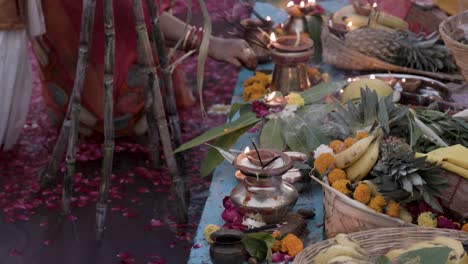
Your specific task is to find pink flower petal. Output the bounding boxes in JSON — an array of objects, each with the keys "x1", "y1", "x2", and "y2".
[
  {"x1": 122, "y1": 211, "x2": 138, "y2": 218},
  {"x1": 39, "y1": 221, "x2": 48, "y2": 227},
  {"x1": 137, "y1": 187, "x2": 150, "y2": 193},
  {"x1": 9, "y1": 249, "x2": 22, "y2": 256},
  {"x1": 43, "y1": 240, "x2": 50, "y2": 246},
  {"x1": 68, "y1": 215, "x2": 78, "y2": 221},
  {"x1": 16, "y1": 214, "x2": 29, "y2": 221},
  {"x1": 192, "y1": 244, "x2": 201, "y2": 249},
  {"x1": 117, "y1": 251, "x2": 132, "y2": 259},
  {"x1": 150, "y1": 219, "x2": 164, "y2": 227}
]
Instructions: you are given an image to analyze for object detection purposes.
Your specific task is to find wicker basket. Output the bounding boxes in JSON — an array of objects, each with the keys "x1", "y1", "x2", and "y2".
[
  {"x1": 321, "y1": 25, "x2": 464, "y2": 82},
  {"x1": 294, "y1": 227, "x2": 468, "y2": 264},
  {"x1": 443, "y1": 170, "x2": 468, "y2": 218},
  {"x1": 440, "y1": 10, "x2": 468, "y2": 81},
  {"x1": 311, "y1": 174, "x2": 413, "y2": 238}
]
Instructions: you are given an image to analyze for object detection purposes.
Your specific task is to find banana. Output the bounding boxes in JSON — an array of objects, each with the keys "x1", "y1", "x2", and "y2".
[
  {"x1": 334, "y1": 132, "x2": 378, "y2": 169},
  {"x1": 345, "y1": 135, "x2": 382, "y2": 181},
  {"x1": 313, "y1": 244, "x2": 367, "y2": 263},
  {"x1": 369, "y1": 11, "x2": 409, "y2": 30},
  {"x1": 335, "y1": 234, "x2": 365, "y2": 253},
  {"x1": 432, "y1": 237, "x2": 466, "y2": 264},
  {"x1": 332, "y1": 5, "x2": 357, "y2": 25},
  {"x1": 327, "y1": 255, "x2": 369, "y2": 264}
]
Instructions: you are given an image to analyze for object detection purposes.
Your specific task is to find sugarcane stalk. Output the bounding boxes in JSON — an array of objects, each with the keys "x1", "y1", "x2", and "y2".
[
  {"x1": 145, "y1": 0, "x2": 184, "y2": 168},
  {"x1": 62, "y1": 0, "x2": 97, "y2": 214},
  {"x1": 96, "y1": 0, "x2": 115, "y2": 239},
  {"x1": 132, "y1": 0, "x2": 187, "y2": 223}
]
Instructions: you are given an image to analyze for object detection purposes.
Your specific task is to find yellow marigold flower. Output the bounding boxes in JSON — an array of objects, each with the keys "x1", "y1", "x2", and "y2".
[
  {"x1": 286, "y1": 92, "x2": 305, "y2": 108},
  {"x1": 353, "y1": 182, "x2": 371, "y2": 204},
  {"x1": 204, "y1": 224, "x2": 220, "y2": 244},
  {"x1": 322, "y1": 73, "x2": 330, "y2": 83},
  {"x1": 243, "y1": 71, "x2": 271, "y2": 87},
  {"x1": 344, "y1": 137, "x2": 356, "y2": 148},
  {"x1": 417, "y1": 212, "x2": 437, "y2": 228},
  {"x1": 461, "y1": 223, "x2": 468, "y2": 232},
  {"x1": 385, "y1": 201, "x2": 400, "y2": 218},
  {"x1": 368, "y1": 195, "x2": 387, "y2": 213},
  {"x1": 328, "y1": 168, "x2": 347, "y2": 185},
  {"x1": 271, "y1": 230, "x2": 281, "y2": 238},
  {"x1": 332, "y1": 179, "x2": 351, "y2": 196},
  {"x1": 272, "y1": 240, "x2": 282, "y2": 252},
  {"x1": 355, "y1": 131, "x2": 369, "y2": 140},
  {"x1": 313, "y1": 153, "x2": 335, "y2": 175},
  {"x1": 280, "y1": 234, "x2": 304, "y2": 257},
  {"x1": 329, "y1": 140, "x2": 346, "y2": 154},
  {"x1": 399, "y1": 207, "x2": 413, "y2": 223},
  {"x1": 243, "y1": 83, "x2": 266, "y2": 102}
]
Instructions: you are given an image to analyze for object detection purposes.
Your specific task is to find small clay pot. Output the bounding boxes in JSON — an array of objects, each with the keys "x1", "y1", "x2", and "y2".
[
  {"x1": 246, "y1": 149, "x2": 276, "y2": 167},
  {"x1": 210, "y1": 229, "x2": 247, "y2": 264}
]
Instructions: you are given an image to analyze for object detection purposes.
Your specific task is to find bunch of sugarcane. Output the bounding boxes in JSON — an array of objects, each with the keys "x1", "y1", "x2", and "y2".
[{"x1": 39, "y1": 0, "x2": 209, "y2": 238}]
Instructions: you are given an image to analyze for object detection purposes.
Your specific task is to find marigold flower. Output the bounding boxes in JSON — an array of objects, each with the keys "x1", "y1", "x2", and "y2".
[
  {"x1": 355, "y1": 131, "x2": 369, "y2": 140},
  {"x1": 368, "y1": 195, "x2": 387, "y2": 213},
  {"x1": 328, "y1": 168, "x2": 347, "y2": 184},
  {"x1": 385, "y1": 201, "x2": 400, "y2": 218},
  {"x1": 399, "y1": 207, "x2": 413, "y2": 223},
  {"x1": 286, "y1": 92, "x2": 305, "y2": 108},
  {"x1": 272, "y1": 230, "x2": 281, "y2": 238},
  {"x1": 243, "y1": 71, "x2": 271, "y2": 87},
  {"x1": 353, "y1": 182, "x2": 371, "y2": 204},
  {"x1": 329, "y1": 140, "x2": 346, "y2": 154},
  {"x1": 280, "y1": 234, "x2": 304, "y2": 257},
  {"x1": 332, "y1": 179, "x2": 351, "y2": 196},
  {"x1": 461, "y1": 223, "x2": 468, "y2": 232},
  {"x1": 272, "y1": 240, "x2": 282, "y2": 252},
  {"x1": 204, "y1": 224, "x2": 220, "y2": 243},
  {"x1": 243, "y1": 83, "x2": 267, "y2": 102},
  {"x1": 313, "y1": 153, "x2": 335, "y2": 175},
  {"x1": 417, "y1": 212, "x2": 437, "y2": 228},
  {"x1": 344, "y1": 137, "x2": 356, "y2": 148}
]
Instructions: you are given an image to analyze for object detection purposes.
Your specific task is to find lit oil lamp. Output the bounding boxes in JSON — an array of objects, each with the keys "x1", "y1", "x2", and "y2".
[
  {"x1": 269, "y1": 33, "x2": 314, "y2": 94},
  {"x1": 264, "y1": 92, "x2": 287, "y2": 108}
]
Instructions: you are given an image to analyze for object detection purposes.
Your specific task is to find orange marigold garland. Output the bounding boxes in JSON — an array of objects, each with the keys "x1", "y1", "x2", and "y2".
[
  {"x1": 332, "y1": 179, "x2": 351, "y2": 196},
  {"x1": 344, "y1": 137, "x2": 356, "y2": 148},
  {"x1": 368, "y1": 195, "x2": 387, "y2": 213},
  {"x1": 329, "y1": 140, "x2": 346, "y2": 154},
  {"x1": 353, "y1": 182, "x2": 371, "y2": 204},
  {"x1": 280, "y1": 234, "x2": 304, "y2": 257},
  {"x1": 328, "y1": 168, "x2": 347, "y2": 184},
  {"x1": 386, "y1": 201, "x2": 400, "y2": 218}
]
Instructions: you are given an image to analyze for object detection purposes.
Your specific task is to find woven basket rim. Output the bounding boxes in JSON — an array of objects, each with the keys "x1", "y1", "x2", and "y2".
[
  {"x1": 310, "y1": 173, "x2": 413, "y2": 226},
  {"x1": 439, "y1": 9, "x2": 468, "y2": 49},
  {"x1": 293, "y1": 227, "x2": 468, "y2": 264}
]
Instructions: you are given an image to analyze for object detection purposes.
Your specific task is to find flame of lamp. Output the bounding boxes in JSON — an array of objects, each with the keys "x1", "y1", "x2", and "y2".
[{"x1": 270, "y1": 35, "x2": 314, "y2": 94}]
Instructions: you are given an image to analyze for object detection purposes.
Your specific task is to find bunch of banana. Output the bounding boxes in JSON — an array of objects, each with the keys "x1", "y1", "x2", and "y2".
[
  {"x1": 312, "y1": 234, "x2": 371, "y2": 264},
  {"x1": 385, "y1": 236, "x2": 468, "y2": 264},
  {"x1": 333, "y1": 129, "x2": 384, "y2": 182},
  {"x1": 332, "y1": 4, "x2": 408, "y2": 31}
]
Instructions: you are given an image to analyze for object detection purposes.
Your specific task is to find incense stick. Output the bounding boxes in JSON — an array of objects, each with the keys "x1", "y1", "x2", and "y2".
[
  {"x1": 249, "y1": 138, "x2": 264, "y2": 167},
  {"x1": 261, "y1": 155, "x2": 280, "y2": 169}
]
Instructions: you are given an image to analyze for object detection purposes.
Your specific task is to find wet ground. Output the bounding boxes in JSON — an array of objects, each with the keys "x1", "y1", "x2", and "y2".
[{"x1": 0, "y1": 1, "x2": 255, "y2": 263}]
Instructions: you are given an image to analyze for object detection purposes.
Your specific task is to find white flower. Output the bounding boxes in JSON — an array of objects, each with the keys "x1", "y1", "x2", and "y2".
[
  {"x1": 266, "y1": 105, "x2": 298, "y2": 120},
  {"x1": 313, "y1": 144, "x2": 335, "y2": 159},
  {"x1": 208, "y1": 104, "x2": 232, "y2": 115},
  {"x1": 242, "y1": 217, "x2": 266, "y2": 229}
]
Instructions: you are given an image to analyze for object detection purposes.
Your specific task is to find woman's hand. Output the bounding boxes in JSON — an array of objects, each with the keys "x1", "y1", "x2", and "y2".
[{"x1": 208, "y1": 37, "x2": 258, "y2": 70}]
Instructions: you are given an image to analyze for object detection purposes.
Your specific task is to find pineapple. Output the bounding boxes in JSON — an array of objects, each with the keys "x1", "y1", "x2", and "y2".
[
  {"x1": 344, "y1": 28, "x2": 457, "y2": 72},
  {"x1": 370, "y1": 136, "x2": 448, "y2": 212}
]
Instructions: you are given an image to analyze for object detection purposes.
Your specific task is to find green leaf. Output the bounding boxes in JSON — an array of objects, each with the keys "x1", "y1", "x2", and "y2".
[
  {"x1": 396, "y1": 247, "x2": 451, "y2": 264},
  {"x1": 242, "y1": 236, "x2": 268, "y2": 261},
  {"x1": 300, "y1": 81, "x2": 347, "y2": 105},
  {"x1": 229, "y1": 103, "x2": 251, "y2": 121},
  {"x1": 260, "y1": 119, "x2": 285, "y2": 150},
  {"x1": 374, "y1": 256, "x2": 392, "y2": 264},
  {"x1": 174, "y1": 112, "x2": 260, "y2": 153},
  {"x1": 205, "y1": 144, "x2": 236, "y2": 164},
  {"x1": 294, "y1": 161, "x2": 312, "y2": 170},
  {"x1": 199, "y1": 123, "x2": 256, "y2": 177}
]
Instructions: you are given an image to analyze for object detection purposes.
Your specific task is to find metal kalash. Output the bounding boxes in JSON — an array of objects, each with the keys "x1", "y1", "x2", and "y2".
[
  {"x1": 230, "y1": 149, "x2": 298, "y2": 224},
  {"x1": 270, "y1": 35, "x2": 314, "y2": 94}
]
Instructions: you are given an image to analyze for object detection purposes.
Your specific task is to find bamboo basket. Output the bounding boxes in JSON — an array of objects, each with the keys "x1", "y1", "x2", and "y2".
[
  {"x1": 321, "y1": 25, "x2": 464, "y2": 82},
  {"x1": 310, "y1": 174, "x2": 413, "y2": 238},
  {"x1": 440, "y1": 10, "x2": 468, "y2": 81},
  {"x1": 294, "y1": 227, "x2": 468, "y2": 264}
]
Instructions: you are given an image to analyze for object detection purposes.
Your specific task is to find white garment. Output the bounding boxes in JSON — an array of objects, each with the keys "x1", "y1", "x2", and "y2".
[{"x1": 0, "y1": 0, "x2": 45, "y2": 150}]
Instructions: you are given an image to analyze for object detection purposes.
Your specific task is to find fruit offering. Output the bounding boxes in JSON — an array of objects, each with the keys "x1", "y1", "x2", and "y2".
[{"x1": 311, "y1": 233, "x2": 468, "y2": 264}]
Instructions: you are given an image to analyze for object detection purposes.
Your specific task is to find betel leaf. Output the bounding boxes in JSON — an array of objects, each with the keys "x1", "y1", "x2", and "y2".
[
  {"x1": 260, "y1": 119, "x2": 285, "y2": 150},
  {"x1": 229, "y1": 102, "x2": 251, "y2": 121},
  {"x1": 396, "y1": 247, "x2": 451, "y2": 264},
  {"x1": 199, "y1": 123, "x2": 256, "y2": 177},
  {"x1": 205, "y1": 144, "x2": 236, "y2": 164},
  {"x1": 374, "y1": 256, "x2": 392, "y2": 264},
  {"x1": 174, "y1": 112, "x2": 260, "y2": 153},
  {"x1": 305, "y1": 14, "x2": 323, "y2": 62},
  {"x1": 242, "y1": 233, "x2": 275, "y2": 263},
  {"x1": 299, "y1": 80, "x2": 347, "y2": 105}
]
